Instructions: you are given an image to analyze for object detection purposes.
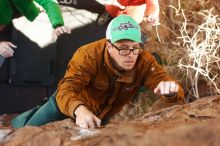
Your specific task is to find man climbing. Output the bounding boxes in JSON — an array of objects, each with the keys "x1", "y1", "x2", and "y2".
[{"x1": 12, "y1": 14, "x2": 184, "y2": 129}]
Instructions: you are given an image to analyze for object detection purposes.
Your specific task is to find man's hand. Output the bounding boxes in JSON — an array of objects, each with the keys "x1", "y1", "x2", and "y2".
[
  {"x1": 54, "y1": 26, "x2": 71, "y2": 37},
  {"x1": 74, "y1": 105, "x2": 101, "y2": 129},
  {"x1": 0, "y1": 41, "x2": 17, "y2": 57},
  {"x1": 154, "y1": 81, "x2": 179, "y2": 97},
  {"x1": 143, "y1": 13, "x2": 159, "y2": 26},
  {"x1": 141, "y1": 11, "x2": 160, "y2": 33}
]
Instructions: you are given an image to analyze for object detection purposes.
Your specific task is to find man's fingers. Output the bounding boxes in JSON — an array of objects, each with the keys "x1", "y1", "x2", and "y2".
[
  {"x1": 1, "y1": 52, "x2": 13, "y2": 58},
  {"x1": 170, "y1": 82, "x2": 178, "y2": 92},
  {"x1": 63, "y1": 26, "x2": 71, "y2": 34},
  {"x1": 154, "y1": 81, "x2": 179, "y2": 96},
  {"x1": 1, "y1": 42, "x2": 15, "y2": 53},
  {"x1": 55, "y1": 26, "x2": 71, "y2": 36},
  {"x1": 55, "y1": 28, "x2": 63, "y2": 36},
  {"x1": 88, "y1": 118, "x2": 95, "y2": 129},
  {"x1": 8, "y1": 42, "x2": 17, "y2": 48},
  {"x1": 2, "y1": 41, "x2": 16, "y2": 49},
  {"x1": 55, "y1": 27, "x2": 65, "y2": 36},
  {"x1": 88, "y1": 116, "x2": 101, "y2": 129},
  {"x1": 164, "y1": 81, "x2": 170, "y2": 95},
  {"x1": 76, "y1": 118, "x2": 88, "y2": 129},
  {"x1": 77, "y1": 117, "x2": 101, "y2": 129},
  {"x1": 153, "y1": 84, "x2": 159, "y2": 94},
  {"x1": 79, "y1": 122, "x2": 88, "y2": 129},
  {"x1": 7, "y1": 47, "x2": 14, "y2": 54},
  {"x1": 74, "y1": 105, "x2": 101, "y2": 129},
  {"x1": 144, "y1": 14, "x2": 160, "y2": 26},
  {"x1": 1, "y1": 52, "x2": 8, "y2": 57},
  {"x1": 84, "y1": 117, "x2": 94, "y2": 129},
  {"x1": 154, "y1": 81, "x2": 163, "y2": 95},
  {"x1": 61, "y1": 27, "x2": 68, "y2": 34},
  {"x1": 94, "y1": 117, "x2": 101, "y2": 128},
  {"x1": 0, "y1": 45, "x2": 14, "y2": 57},
  {"x1": 5, "y1": 48, "x2": 14, "y2": 57}
]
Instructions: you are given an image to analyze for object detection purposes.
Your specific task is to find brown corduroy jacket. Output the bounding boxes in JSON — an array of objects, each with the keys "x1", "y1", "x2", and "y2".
[{"x1": 56, "y1": 38, "x2": 184, "y2": 120}]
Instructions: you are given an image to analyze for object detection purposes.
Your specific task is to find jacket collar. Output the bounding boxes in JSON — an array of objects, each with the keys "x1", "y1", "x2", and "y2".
[{"x1": 103, "y1": 44, "x2": 135, "y2": 83}]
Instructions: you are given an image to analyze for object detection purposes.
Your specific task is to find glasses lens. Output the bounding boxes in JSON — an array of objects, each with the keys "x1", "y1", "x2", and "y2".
[
  {"x1": 133, "y1": 49, "x2": 141, "y2": 55},
  {"x1": 119, "y1": 49, "x2": 130, "y2": 56}
]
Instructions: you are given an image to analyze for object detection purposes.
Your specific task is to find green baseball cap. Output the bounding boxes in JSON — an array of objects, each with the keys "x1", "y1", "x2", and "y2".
[{"x1": 106, "y1": 14, "x2": 141, "y2": 43}]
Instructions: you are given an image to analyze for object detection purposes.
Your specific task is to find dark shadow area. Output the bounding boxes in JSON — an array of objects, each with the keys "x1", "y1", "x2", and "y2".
[
  {"x1": 0, "y1": 27, "x2": 57, "y2": 114},
  {"x1": 10, "y1": 27, "x2": 57, "y2": 86},
  {"x1": 0, "y1": 84, "x2": 48, "y2": 114}
]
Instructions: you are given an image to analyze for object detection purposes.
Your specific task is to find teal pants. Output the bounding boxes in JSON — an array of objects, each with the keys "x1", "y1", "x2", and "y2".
[{"x1": 12, "y1": 94, "x2": 67, "y2": 128}]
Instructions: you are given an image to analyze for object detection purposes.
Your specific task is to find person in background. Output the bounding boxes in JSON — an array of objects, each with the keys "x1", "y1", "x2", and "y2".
[
  {"x1": 12, "y1": 14, "x2": 184, "y2": 129},
  {"x1": 0, "y1": 0, "x2": 71, "y2": 58},
  {"x1": 96, "y1": 0, "x2": 160, "y2": 33}
]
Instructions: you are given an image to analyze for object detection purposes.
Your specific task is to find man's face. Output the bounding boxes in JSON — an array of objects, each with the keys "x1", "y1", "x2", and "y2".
[{"x1": 107, "y1": 39, "x2": 143, "y2": 71}]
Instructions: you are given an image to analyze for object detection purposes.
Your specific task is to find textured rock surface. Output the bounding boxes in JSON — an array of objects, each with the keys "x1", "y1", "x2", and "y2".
[{"x1": 0, "y1": 96, "x2": 220, "y2": 146}]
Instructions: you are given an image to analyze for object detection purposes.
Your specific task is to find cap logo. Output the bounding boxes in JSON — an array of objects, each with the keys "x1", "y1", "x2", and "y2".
[{"x1": 112, "y1": 21, "x2": 138, "y2": 31}]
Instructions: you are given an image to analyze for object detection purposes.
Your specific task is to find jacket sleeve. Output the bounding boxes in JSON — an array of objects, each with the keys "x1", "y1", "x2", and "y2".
[
  {"x1": 56, "y1": 47, "x2": 97, "y2": 117},
  {"x1": 145, "y1": 0, "x2": 160, "y2": 17},
  {"x1": 34, "y1": 0, "x2": 64, "y2": 28},
  {"x1": 0, "y1": 0, "x2": 13, "y2": 25},
  {"x1": 143, "y1": 54, "x2": 185, "y2": 100}
]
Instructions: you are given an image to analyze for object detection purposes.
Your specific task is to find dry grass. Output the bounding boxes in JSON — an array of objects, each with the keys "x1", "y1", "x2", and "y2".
[
  {"x1": 157, "y1": 0, "x2": 220, "y2": 99},
  {"x1": 178, "y1": 8, "x2": 220, "y2": 98}
]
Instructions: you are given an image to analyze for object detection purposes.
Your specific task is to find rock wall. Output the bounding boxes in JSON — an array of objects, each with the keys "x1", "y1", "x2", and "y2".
[{"x1": 1, "y1": 96, "x2": 220, "y2": 146}]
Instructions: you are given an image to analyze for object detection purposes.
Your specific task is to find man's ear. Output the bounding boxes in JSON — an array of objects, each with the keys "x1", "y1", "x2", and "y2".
[{"x1": 106, "y1": 41, "x2": 112, "y2": 53}]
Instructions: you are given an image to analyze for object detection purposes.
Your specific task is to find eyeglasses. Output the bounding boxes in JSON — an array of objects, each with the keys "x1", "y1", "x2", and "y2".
[{"x1": 110, "y1": 43, "x2": 144, "y2": 56}]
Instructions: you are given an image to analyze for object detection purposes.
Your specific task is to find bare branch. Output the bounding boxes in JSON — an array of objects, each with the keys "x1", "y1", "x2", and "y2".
[{"x1": 178, "y1": 8, "x2": 220, "y2": 98}]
